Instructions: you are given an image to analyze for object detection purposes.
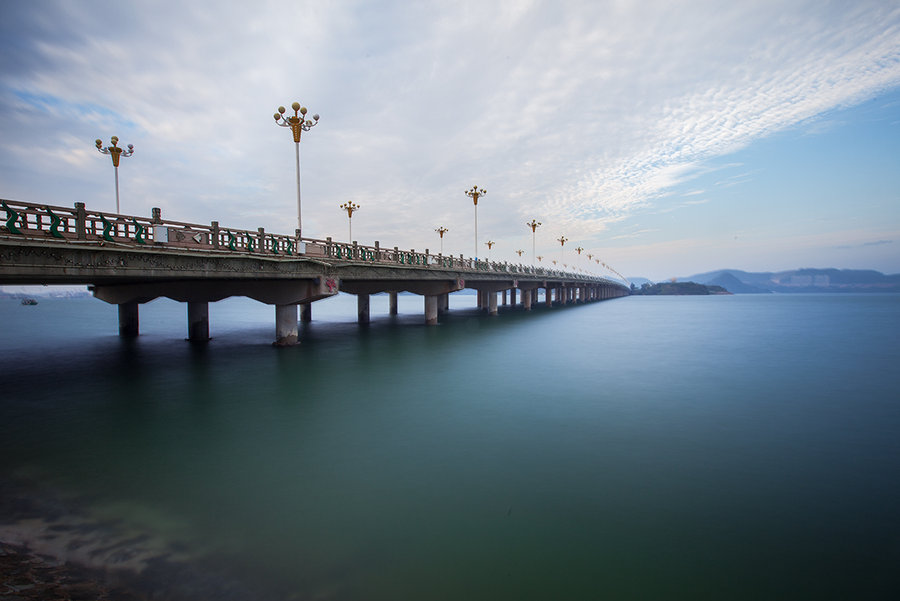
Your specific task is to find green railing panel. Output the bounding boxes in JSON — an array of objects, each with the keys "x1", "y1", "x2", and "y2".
[
  {"x1": 1, "y1": 201, "x2": 23, "y2": 235},
  {"x1": 131, "y1": 219, "x2": 146, "y2": 244},
  {"x1": 44, "y1": 207, "x2": 64, "y2": 238},
  {"x1": 100, "y1": 215, "x2": 114, "y2": 242}
]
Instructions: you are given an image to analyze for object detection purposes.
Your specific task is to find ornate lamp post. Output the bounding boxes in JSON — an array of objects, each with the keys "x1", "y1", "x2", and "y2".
[
  {"x1": 575, "y1": 246, "x2": 584, "y2": 270},
  {"x1": 526, "y1": 219, "x2": 541, "y2": 265},
  {"x1": 536, "y1": 255, "x2": 543, "y2": 263},
  {"x1": 95, "y1": 136, "x2": 134, "y2": 214},
  {"x1": 435, "y1": 226, "x2": 448, "y2": 254},
  {"x1": 484, "y1": 240, "x2": 495, "y2": 261},
  {"x1": 516, "y1": 249, "x2": 525, "y2": 259},
  {"x1": 339, "y1": 201, "x2": 360, "y2": 241},
  {"x1": 557, "y1": 235, "x2": 568, "y2": 265},
  {"x1": 274, "y1": 102, "x2": 319, "y2": 236},
  {"x1": 465, "y1": 185, "x2": 486, "y2": 259}
]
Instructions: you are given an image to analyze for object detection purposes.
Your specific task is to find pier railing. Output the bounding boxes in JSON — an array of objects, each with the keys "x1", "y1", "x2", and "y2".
[{"x1": 1, "y1": 199, "x2": 615, "y2": 283}]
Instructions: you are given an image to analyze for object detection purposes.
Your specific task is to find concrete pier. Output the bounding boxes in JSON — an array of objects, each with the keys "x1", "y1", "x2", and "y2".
[
  {"x1": 118, "y1": 302, "x2": 139, "y2": 338},
  {"x1": 523, "y1": 288, "x2": 532, "y2": 311},
  {"x1": 357, "y1": 294, "x2": 370, "y2": 324},
  {"x1": 274, "y1": 303, "x2": 298, "y2": 346},
  {"x1": 510, "y1": 288, "x2": 517, "y2": 306},
  {"x1": 489, "y1": 291, "x2": 498, "y2": 315},
  {"x1": 187, "y1": 301, "x2": 209, "y2": 341},
  {"x1": 300, "y1": 303, "x2": 312, "y2": 323},
  {"x1": 389, "y1": 292, "x2": 398, "y2": 315},
  {"x1": 425, "y1": 295, "x2": 438, "y2": 325}
]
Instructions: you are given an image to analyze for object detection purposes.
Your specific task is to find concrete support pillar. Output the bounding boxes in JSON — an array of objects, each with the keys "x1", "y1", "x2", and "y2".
[
  {"x1": 439, "y1": 293, "x2": 450, "y2": 314},
  {"x1": 510, "y1": 288, "x2": 517, "y2": 306},
  {"x1": 425, "y1": 295, "x2": 439, "y2": 325},
  {"x1": 523, "y1": 288, "x2": 532, "y2": 311},
  {"x1": 389, "y1": 292, "x2": 398, "y2": 315},
  {"x1": 502, "y1": 290, "x2": 508, "y2": 305},
  {"x1": 274, "y1": 303, "x2": 298, "y2": 346},
  {"x1": 300, "y1": 303, "x2": 312, "y2": 323},
  {"x1": 545, "y1": 287, "x2": 553, "y2": 307},
  {"x1": 118, "y1": 302, "x2": 139, "y2": 338},
  {"x1": 187, "y1": 301, "x2": 209, "y2": 342},
  {"x1": 489, "y1": 291, "x2": 498, "y2": 316},
  {"x1": 358, "y1": 294, "x2": 370, "y2": 324}
]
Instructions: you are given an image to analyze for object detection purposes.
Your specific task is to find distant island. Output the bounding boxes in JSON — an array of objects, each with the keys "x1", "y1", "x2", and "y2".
[
  {"x1": 630, "y1": 281, "x2": 730, "y2": 295},
  {"x1": 628, "y1": 268, "x2": 900, "y2": 294}
]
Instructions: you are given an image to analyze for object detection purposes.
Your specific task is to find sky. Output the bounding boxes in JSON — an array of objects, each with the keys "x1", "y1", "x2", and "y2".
[{"x1": 1, "y1": 0, "x2": 899, "y2": 282}]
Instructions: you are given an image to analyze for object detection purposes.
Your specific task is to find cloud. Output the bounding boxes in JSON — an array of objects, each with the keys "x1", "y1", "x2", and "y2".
[
  {"x1": 835, "y1": 239, "x2": 894, "y2": 249},
  {"x1": 1, "y1": 0, "x2": 899, "y2": 264}
]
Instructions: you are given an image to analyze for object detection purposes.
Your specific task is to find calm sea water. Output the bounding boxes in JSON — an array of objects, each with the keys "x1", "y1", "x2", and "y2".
[{"x1": 1, "y1": 292, "x2": 899, "y2": 600}]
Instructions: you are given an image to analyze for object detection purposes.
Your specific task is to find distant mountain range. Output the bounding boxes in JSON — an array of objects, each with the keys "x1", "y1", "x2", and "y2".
[{"x1": 628, "y1": 269, "x2": 900, "y2": 294}]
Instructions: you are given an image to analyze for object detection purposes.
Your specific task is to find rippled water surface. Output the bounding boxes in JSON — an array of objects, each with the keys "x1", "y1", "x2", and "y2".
[{"x1": 2, "y1": 293, "x2": 899, "y2": 599}]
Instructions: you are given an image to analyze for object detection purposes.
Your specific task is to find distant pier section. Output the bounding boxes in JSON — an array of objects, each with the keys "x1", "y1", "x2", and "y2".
[{"x1": 1, "y1": 199, "x2": 629, "y2": 344}]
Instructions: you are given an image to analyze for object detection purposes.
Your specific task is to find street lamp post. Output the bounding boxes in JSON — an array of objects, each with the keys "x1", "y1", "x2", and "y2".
[
  {"x1": 465, "y1": 185, "x2": 486, "y2": 259},
  {"x1": 435, "y1": 226, "x2": 448, "y2": 254},
  {"x1": 527, "y1": 219, "x2": 541, "y2": 265},
  {"x1": 95, "y1": 136, "x2": 134, "y2": 214},
  {"x1": 484, "y1": 240, "x2": 495, "y2": 261},
  {"x1": 339, "y1": 202, "x2": 360, "y2": 241},
  {"x1": 274, "y1": 102, "x2": 319, "y2": 237},
  {"x1": 575, "y1": 246, "x2": 584, "y2": 270},
  {"x1": 557, "y1": 236, "x2": 568, "y2": 265}
]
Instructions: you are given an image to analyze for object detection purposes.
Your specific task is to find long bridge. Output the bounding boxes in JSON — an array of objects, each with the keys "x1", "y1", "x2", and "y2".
[{"x1": 1, "y1": 199, "x2": 630, "y2": 345}]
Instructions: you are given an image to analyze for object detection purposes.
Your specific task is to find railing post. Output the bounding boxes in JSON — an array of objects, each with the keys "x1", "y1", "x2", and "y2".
[
  {"x1": 326, "y1": 236, "x2": 333, "y2": 258},
  {"x1": 394, "y1": 246, "x2": 399, "y2": 264},
  {"x1": 425, "y1": 248, "x2": 430, "y2": 267},
  {"x1": 352, "y1": 241, "x2": 358, "y2": 260},
  {"x1": 74, "y1": 202, "x2": 86, "y2": 240},
  {"x1": 151, "y1": 207, "x2": 162, "y2": 224},
  {"x1": 211, "y1": 221, "x2": 220, "y2": 249},
  {"x1": 375, "y1": 241, "x2": 380, "y2": 261},
  {"x1": 257, "y1": 227, "x2": 266, "y2": 253}
]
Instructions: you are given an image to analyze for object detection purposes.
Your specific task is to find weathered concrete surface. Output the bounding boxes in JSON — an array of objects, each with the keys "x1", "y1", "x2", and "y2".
[
  {"x1": 187, "y1": 301, "x2": 209, "y2": 341},
  {"x1": 339, "y1": 277, "x2": 464, "y2": 296},
  {"x1": 274, "y1": 304, "x2": 299, "y2": 346},
  {"x1": 118, "y1": 302, "x2": 139, "y2": 338},
  {"x1": 91, "y1": 278, "x2": 336, "y2": 305},
  {"x1": 425, "y1": 295, "x2": 439, "y2": 325},
  {"x1": 0, "y1": 240, "x2": 333, "y2": 285}
]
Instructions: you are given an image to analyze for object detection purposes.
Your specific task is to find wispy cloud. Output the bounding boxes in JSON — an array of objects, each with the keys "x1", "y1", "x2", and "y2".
[
  {"x1": 0, "y1": 0, "x2": 898, "y2": 265},
  {"x1": 835, "y1": 239, "x2": 894, "y2": 249}
]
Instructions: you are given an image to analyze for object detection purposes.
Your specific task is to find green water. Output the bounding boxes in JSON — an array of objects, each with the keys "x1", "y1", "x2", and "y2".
[{"x1": 1, "y1": 293, "x2": 899, "y2": 599}]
